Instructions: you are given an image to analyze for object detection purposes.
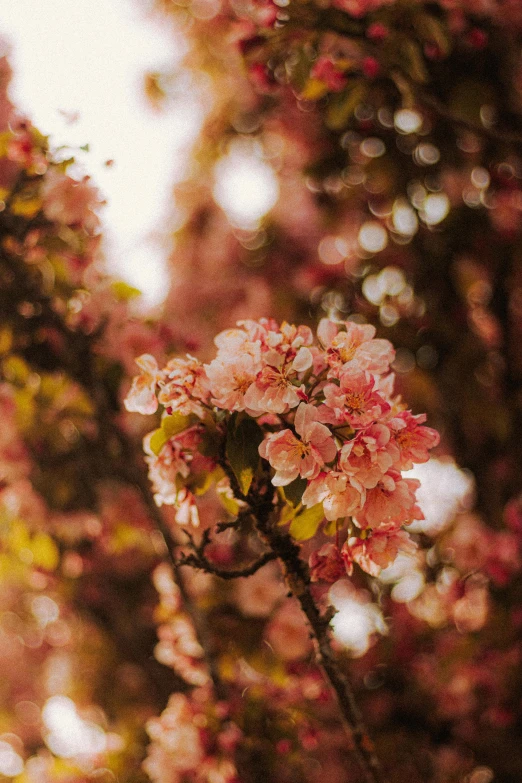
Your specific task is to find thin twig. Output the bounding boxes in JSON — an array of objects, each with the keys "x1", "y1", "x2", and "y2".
[{"x1": 178, "y1": 549, "x2": 277, "y2": 579}]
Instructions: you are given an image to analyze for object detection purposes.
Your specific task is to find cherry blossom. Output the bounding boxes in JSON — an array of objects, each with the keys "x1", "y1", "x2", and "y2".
[
  {"x1": 354, "y1": 472, "x2": 424, "y2": 530},
  {"x1": 389, "y1": 411, "x2": 441, "y2": 470},
  {"x1": 259, "y1": 402, "x2": 337, "y2": 485},
  {"x1": 243, "y1": 357, "x2": 306, "y2": 414},
  {"x1": 309, "y1": 543, "x2": 346, "y2": 583},
  {"x1": 124, "y1": 354, "x2": 161, "y2": 415},
  {"x1": 303, "y1": 471, "x2": 363, "y2": 521},
  {"x1": 321, "y1": 371, "x2": 390, "y2": 429},
  {"x1": 339, "y1": 423, "x2": 399, "y2": 489},
  {"x1": 205, "y1": 352, "x2": 260, "y2": 412},
  {"x1": 144, "y1": 434, "x2": 191, "y2": 506},
  {"x1": 158, "y1": 355, "x2": 210, "y2": 418},
  {"x1": 317, "y1": 318, "x2": 395, "y2": 378},
  {"x1": 342, "y1": 528, "x2": 417, "y2": 577}
]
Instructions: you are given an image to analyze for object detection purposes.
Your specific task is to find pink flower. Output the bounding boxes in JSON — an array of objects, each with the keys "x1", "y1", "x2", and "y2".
[
  {"x1": 234, "y1": 561, "x2": 286, "y2": 617},
  {"x1": 144, "y1": 435, "x2": 191, "y2": 507},
  {"x1": 259, "y1": 403, "x2": 337, "y2": 485},
  {"x1": 124, "y1": 354, "x2": 160, "y2": 415},
  {"x1": 214, "y1": 325, "x2": 263, "y2": 361},
  {"x1": 354, "y1": 471, "x2": 423, "y2": 529},
  {"x1": 144, "y1": 694, "x2": 205, "y2": 781},
  {"x1": 244, "y1": 357, "x2": 306, "y2": 415},
  {"x1": 214, "y1": 320, "x2": 315, "y2": 415},
  {"x1": 342, "y1": 528, "x2": 417, "y2": 577},
  {"x1": 174, "y1": 488, "x2": 200, "y2": 528},
  {"x1": 205, "y1": 353, "x2": 260, "y2": 412},
  {"x1": 339, "y1": 423, "x2": 399, "y2": 489},
  {"x1": 303, "y1": 471, "x2": 363, "y2": 521},
  {"x1": 320, "y1": 371, "x2": 390, "y2": 429},
  {"x1": 452, "y1": 578, "x2": 489, "y2": 633},
  {"x1": 42, "y1": 170, "x2": 102, "y2": 232},
  {"x1": 158, "y1": 355, "x2": 210, "y2": 418},
  {"x1": 265, "y1": 599, "x2": 312, "y2": 660},
  {"x1": 309, "y1": 544, "x2": 346, "y2": 583},
  {"x1": 317, "y1": 318, "x2": 395, "y2": 377},
  {"x1": 389, "y1": 411, "x2": 440, "y2": 470}
]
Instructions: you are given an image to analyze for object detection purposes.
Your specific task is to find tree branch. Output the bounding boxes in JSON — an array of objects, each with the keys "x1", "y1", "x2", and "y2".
[
  {"x1": 218, "y1": 428, "x2": 385, "y2": 781},
  {"x1": 224, "y1": 465, "x2": 387, "y2": 783},
  {"x1": 177, "y1": 548, "x2": 277, "y2": 579}
]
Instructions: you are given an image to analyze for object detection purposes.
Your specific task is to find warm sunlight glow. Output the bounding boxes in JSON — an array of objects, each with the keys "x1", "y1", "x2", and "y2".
[
  {"x1": 42, "y1": 696, "x2": 106, "y2": 758},
  {"x1": 1, "y1": 0, "x2": 203, "y2": 309},
  {"x1": 406, "y1": 458, "x2": 474, "y2": 535},
  {"x1": 213, "y1": 142, "x2": 279, "y2": 230},
  {"x1": 329, "y1": 581, "x2": 387, "y2": 657},
  {"x1": 0, "y1": 742, "x2": 24, "y2": 777}
]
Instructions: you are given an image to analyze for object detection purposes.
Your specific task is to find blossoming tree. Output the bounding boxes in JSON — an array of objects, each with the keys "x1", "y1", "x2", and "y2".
[{"x1": 1, "y1": 0, "x2": 522, "y2": 781}]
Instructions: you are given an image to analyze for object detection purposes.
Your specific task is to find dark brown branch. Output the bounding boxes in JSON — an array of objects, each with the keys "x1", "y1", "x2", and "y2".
[
  {"x1": 177, "y1": 549, "x2": 277, "y2": 579},
  {"x1": 251, "y1": 493, "x2": 386, "y2": 783},
  {"x1": 219, "y1": 433, "x2": 385, "y2": 782},
  {"x1": 219, "y1": 448, "x2": 386, "y2": 782},
  {"x1": 217, "y1": 413, "x2": 387, "y2": 783}
]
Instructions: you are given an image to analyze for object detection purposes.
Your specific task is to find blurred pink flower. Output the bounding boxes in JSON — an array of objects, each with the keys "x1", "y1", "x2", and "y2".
[
  {"x1": 342, "y1": 528, "x2": 417, "y2": 577},
  {"x1": 124, "y1": 354, "x2": 160, "y2": 415}
]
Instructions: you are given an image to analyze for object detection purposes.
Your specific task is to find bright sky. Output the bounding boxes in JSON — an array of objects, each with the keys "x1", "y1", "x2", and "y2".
[{"x1": 1, "y1": 0, "x2": 203, "y2": 308}]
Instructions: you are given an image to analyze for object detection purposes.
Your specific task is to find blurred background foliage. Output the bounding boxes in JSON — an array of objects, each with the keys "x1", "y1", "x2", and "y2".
[{"x1": 1, "y1": 0, "x2": 522, "y2": 781}]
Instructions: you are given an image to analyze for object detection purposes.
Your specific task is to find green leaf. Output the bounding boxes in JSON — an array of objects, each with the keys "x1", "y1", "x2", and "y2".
[
  {"x1": 149, "y1": 427, "x2": 168, "y2": 456},
  {"x1": 31, "y1": 532, "x2": 59, "y2": 571},
  {"x1": 289, "y1": 504, "x2": 325, "y2": 541},
  {"x1": 149, "y1": 413, "x2": 199, "y2": 456},
  {"x1": 282, "y1": 477, "x2": 307, "y2": 507},
  {"x1": 111, "y1": 281, "x2": 142, "y2": 301},
  {"x1": 278, "y1": 502, "x2": 297, "y2": 527},
  {"x1": 190, "y1": 469, "x2": 215, "y2": 496},
  {"x1": 226, "y1": 413, "x2": 264, "y2": 496},
  {"x1": 162, "y1": 412, "x2": 197, "y2": 439},
  {"x1": 412, "y1": 12, "x2": 450, "y2": 57},
  {"x1": 300, "y1": 78, "x2": 329, "y2": 101},
  {"x1": 397, "y1": 38, "x2": 428, "y2": 84},
  {"x1": 323, "y1": 518, "x2": 341, "y2": 536},
  {"x1": 217, "y1": 484, "x2": 241, "y2": 516}
]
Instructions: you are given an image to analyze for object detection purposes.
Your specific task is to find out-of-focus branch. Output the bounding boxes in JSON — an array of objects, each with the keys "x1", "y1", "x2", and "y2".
[
  {"x1": 118, "y1": 458, "x2": 226, "y2": 696},
  {"x1": 286, "y1": 13, "x2": 522, "y2": 149}
]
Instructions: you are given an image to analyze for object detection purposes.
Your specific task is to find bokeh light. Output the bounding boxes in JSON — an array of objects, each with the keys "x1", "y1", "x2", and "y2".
[{"x1": 213, "y1": 141, "x2": 279, "y2": 230}]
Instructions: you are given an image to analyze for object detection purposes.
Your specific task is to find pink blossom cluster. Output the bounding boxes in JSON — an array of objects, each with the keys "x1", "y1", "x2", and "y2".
[
  {"x1": 143, "y1": 689, "x2": 241, "y2": 783},
  {"x1": 152, "y1": 563, "x2": 210, "y2": 686},
  {"x1": 126, "y1": 317, "x2": 439, "y2": 579}
]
